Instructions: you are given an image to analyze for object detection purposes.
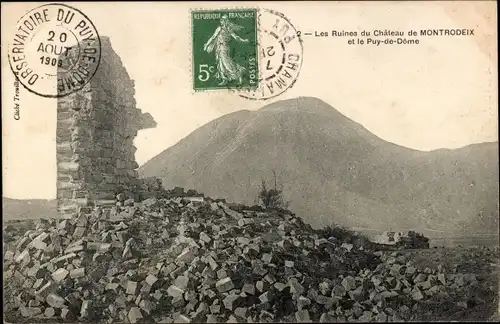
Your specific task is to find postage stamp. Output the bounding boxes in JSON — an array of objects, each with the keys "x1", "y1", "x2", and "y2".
[
  {"x1": 7, "y1": 3, "x2": 101, "y2": 98},
  {"x1": 239, "y1": 8, "x2": 303, "y2": 100},
  {"x1": 191, "y1": 8, "x2": 259, "y2": 91}
]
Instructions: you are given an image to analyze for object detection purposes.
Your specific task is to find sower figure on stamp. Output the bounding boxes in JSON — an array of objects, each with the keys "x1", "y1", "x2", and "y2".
[{"x1": 203, "y1": 15, "x2": 249, "y2": 85}]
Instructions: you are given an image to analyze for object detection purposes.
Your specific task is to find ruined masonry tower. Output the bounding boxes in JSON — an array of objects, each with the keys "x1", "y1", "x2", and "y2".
[{"x1": 56, "y1": 37, "x2": 156, "y2": 219}]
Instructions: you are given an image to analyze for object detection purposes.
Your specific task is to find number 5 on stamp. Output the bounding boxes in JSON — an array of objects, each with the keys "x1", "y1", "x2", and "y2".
[{"x1": 192, "y1": 9, "x2": 259, "y2": 91}]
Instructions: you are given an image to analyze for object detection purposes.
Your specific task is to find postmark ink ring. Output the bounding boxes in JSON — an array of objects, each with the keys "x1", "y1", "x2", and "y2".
[
  {"x1": 239, "y1": 8, "x2": 304, "y2": 101},
  {"x1": 8, "y1": 3, "x2": 101, "y2": 98}
]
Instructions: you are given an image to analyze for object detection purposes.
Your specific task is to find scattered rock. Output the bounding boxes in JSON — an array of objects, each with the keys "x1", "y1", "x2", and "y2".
[
  {"x1": 46, "y1": 293, "x2": 66, "y2": 308},
  {"x1": 145, "y1": 273, "x2": 158, "y2": 286},
  {"x1": 242, "y1": 283, "x2": 255, "y2": 295},
  {"x1": 128, "y1": 307, "x2": 143, "y2": 323},
  {"x1": 127, "y1": 280, "x2": 138, "y2": 295},
  {"x1": 412, "y1": 287, "x2": 424, "y2": 301},
  {"x1": 223, "y1": 294, "x2": 240, "y2": 311},
  {"x1": 297, "y1": 296, "x2": 311, "y2": 310},
  {"x1": 174, "y1": 275, "x2": 189, "y2": 289},
  {"x1": 51, "y1": 268, "x2": 69, "y2": 282},
  {"x1": 295, "y1": 309, "x2": 312, "y2": 323},
  {"x1": 216, "y1": 277, "x2": 234, "y2": 293},
  {"x1": 20, "y1": 306, "x2": 41, "y2": 317},
  {"x1": 70, "y1": 267, "x2": 85, "y2": 279},
  {"x1": 167, "y1": 285, "x2": 184, "y2": 298},
  {"x1": 80, "y1": 300, "x2": 91, "y2": 318},
  {"x1": 2, "y1": 194, "x2": 491, "y2": 324},
  {"x1": 341, "y1": 276, "x2": 357, "y2": 291}
]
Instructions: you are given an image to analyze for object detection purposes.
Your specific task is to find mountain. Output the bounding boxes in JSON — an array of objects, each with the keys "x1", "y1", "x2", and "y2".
[
  {"x1": 2, "y1": 197, "x2": 57, "y2": 221},
  {"x1": 139, "y1": 97, "x2": 499, "y2": 238}
]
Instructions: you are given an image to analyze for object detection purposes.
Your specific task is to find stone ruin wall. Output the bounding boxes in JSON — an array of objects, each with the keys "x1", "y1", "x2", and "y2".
[{"x1": 56, "y1": 37, "x2": 156, "y2": 219}]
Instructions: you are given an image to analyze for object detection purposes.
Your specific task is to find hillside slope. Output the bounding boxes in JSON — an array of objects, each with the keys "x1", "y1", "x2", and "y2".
[{"x1": 139, "y1": 97, "x2": 499, "y2": 237}]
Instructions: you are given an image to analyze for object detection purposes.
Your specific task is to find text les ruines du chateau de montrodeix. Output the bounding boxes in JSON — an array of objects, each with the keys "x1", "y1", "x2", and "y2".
[{"x1": 301, "y1": 28, "x2": 476, "y2": 46}]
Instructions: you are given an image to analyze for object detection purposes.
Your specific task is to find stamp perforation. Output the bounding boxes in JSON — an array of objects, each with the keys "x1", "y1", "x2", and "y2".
[{"x1": 188, "y1": 6, "x2": 261, "y2": 96}]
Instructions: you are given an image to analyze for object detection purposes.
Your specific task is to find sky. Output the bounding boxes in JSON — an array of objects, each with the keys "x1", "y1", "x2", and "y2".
[{"x1": 2, "y1": 1, "x2": 497, "y2": 199}]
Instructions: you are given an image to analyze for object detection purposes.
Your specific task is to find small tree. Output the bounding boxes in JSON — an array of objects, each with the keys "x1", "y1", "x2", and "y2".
[{"x1": 258, "y1": 170, "x2": 287, "y2": 209}]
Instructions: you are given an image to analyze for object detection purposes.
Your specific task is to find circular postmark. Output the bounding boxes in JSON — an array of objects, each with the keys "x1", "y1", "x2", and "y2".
[
  {"x1": 8, "y1": 3, "x2": 101, "y2": 98},
  {"x1": 238, "y1": 8, "x2": 303, "y2": 100}
]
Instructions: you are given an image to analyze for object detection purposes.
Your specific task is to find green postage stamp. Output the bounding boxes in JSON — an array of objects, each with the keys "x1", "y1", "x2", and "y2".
[{"x1": 191, "y1": 9, "x2": 259, "y2": 91}]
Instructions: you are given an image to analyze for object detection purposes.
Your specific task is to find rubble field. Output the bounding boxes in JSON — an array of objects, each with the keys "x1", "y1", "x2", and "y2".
[{"x1": 3, "y1": 195, "x2": 499, "y2": 323}]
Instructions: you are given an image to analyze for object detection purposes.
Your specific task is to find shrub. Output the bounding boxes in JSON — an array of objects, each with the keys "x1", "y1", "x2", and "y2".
[
  {"x1": 397, "y1": 231, "x2": 430, "y2": 249},
  {"x1": 317, "y1": 225, "x2": 354, "y2": 242},
  {"x1": 258, "y1": 170, "x2": 288, "y2": 209}
]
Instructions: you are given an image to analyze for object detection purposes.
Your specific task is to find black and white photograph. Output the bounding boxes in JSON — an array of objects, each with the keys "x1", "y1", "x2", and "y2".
[{"x1": 2, "y1": 1, "x2": 498, "y2": 323}]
